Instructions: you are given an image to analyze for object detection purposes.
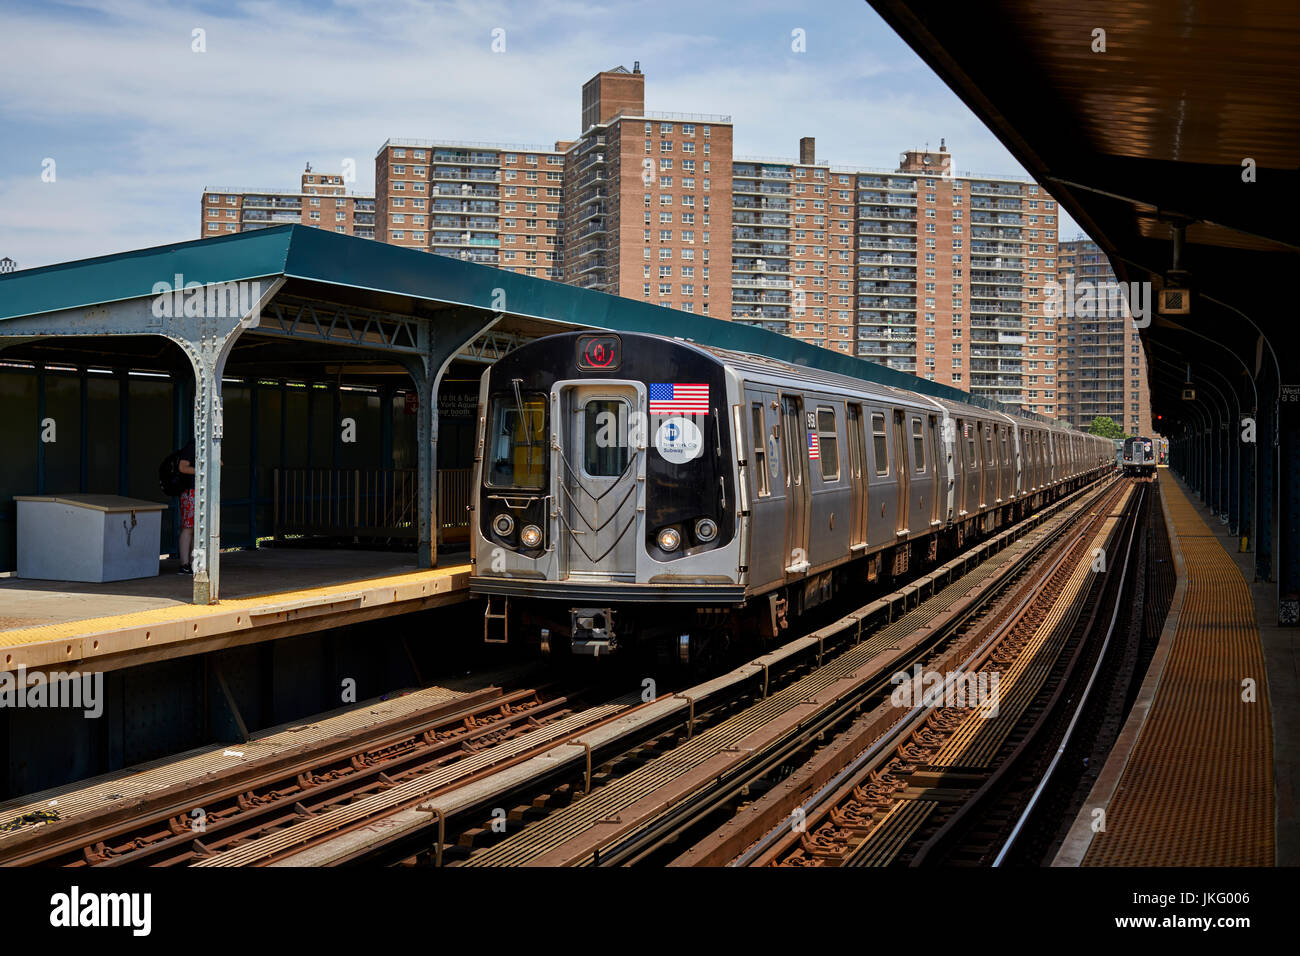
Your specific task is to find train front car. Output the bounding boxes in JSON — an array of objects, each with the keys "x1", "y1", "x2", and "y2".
[
  {"x1": 470, "y1": 331, "x2": 741, "y2": 658},
  {"x1": 1121, "y1": 435, "x2": 1156, "y2": 477}
]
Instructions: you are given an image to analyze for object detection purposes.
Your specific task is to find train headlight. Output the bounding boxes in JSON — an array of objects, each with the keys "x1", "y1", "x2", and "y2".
[
  {"x1": 694, "y1": 518, "x2": 718, "y2": 543},
  {"x1": 657, "y1": 527, "x2": 682, "y2": 552},
  {"x1": 519, "y1": 524, "x2": 543, "y2": 548},
  {"x1": 492, "y1": 513, "x2": 515, "y2": 537}
]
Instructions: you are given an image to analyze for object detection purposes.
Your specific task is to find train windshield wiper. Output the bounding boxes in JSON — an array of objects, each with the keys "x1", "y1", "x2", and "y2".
[{"x1": 511, "y1": 378, "x2": 533, "y2": 450}]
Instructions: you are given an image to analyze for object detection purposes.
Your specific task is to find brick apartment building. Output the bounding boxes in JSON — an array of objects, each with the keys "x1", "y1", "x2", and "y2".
[
  {"x1": 560, "y1": 66, "x2": 733, "y2": 319},
  {"x1": 373, "y1": 139, "x2": 566, "y2": 277},
  {"x1": 1055, "y1": 239, "x2": 1155, "y2": 437},
  {"x1": 201, "y1": 165, "x2": 374, "y2": 239},
  {"x1": 202, "y1": 66, "x2": 1083, "y2": 416}
]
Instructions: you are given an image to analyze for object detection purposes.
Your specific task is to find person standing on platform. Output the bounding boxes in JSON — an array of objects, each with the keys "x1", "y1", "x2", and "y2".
[{"x1": 176, "y1": 441, "x2": 196, "y2": 575}]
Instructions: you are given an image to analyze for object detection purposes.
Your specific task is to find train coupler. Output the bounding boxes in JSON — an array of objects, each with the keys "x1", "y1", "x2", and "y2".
[{"x1": 570, "y1": 607, "x2": 616, "y2": 656}]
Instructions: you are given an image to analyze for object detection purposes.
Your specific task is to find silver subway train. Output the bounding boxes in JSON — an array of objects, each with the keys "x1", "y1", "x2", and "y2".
[
  {"x1": 470, "y1": 331, "x2": 1114, "y2": 660},
  {"x1": 1120, "y1": 435, "x2": 1156, "y2": 477}
]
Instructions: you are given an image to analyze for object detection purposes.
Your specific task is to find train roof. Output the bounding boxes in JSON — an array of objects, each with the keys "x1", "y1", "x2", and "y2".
[{"x1": 677, "y1": 337, "x2": 1088, "y2": 435}]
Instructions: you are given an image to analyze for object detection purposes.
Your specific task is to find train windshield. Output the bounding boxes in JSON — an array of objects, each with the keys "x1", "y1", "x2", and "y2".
[{"x1": 486, "y1": 393, "x2": 547, "y2": 489}]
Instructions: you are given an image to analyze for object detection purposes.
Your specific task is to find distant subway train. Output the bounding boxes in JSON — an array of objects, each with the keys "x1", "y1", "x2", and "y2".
[
  {"x1": 470, "y1": 331, "x2": 1114, "y2": 661},
  {"x1": 1121, "y1": 436, "x2": 1156, "y2": 477}
]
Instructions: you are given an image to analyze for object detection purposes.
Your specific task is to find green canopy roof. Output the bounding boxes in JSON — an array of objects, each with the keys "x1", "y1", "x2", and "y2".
[{"x1": 0, "y1": 224, "x2": 1023, "y2": 414}]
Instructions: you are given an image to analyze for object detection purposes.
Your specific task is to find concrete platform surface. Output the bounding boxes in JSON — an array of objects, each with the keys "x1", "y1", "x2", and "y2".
[{"x1": 0, "y1": 549, "x2": 471, "y2": 674}]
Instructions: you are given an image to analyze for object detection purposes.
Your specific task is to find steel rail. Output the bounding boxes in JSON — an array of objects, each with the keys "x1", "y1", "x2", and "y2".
[
  {"x1": 473, "y1": 476, "x2": 1120, "y2": 866},
  {"x1": 992, "y1": 484, "x2": 1146, "y2": 865},
  {"x1": 731, "y1": 487, "x2": 1118, "y2": 867}
]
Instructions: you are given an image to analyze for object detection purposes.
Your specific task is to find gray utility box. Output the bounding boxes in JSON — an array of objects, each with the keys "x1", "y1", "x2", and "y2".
[{"x1": 15, "y1": 495, "x2": 166, "y2": 583}]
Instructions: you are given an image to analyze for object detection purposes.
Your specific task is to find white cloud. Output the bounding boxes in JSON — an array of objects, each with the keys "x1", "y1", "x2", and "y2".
[{"x1": 0, "y1": 0, "x2": 1081, "y2": 267}]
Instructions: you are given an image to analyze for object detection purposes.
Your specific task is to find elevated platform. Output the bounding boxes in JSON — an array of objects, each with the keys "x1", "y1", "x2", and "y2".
[
  {"x1": 1055, "y1": 471, "x2": 1278, "y2": 866},
  {"x1": 0, "y1": 549, "x2": 470, "y2": 675}
]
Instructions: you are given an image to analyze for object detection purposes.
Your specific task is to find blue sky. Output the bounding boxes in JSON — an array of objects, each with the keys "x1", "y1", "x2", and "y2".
[{"x1": 0, "y1": 0, "x2": 1082, "y2": 268}]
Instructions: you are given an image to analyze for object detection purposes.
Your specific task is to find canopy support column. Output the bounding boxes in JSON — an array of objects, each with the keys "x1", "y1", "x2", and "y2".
[
  {"x1": 402, "y1": 309, "x2": 500, "y2": 570},
  {"x1": 170, "y1": 277, "x2": 284, "y2": 604}
]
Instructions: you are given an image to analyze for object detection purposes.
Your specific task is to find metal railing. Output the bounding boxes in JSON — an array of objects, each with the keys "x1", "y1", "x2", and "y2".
[
  {"x1": 438, "y1": 468, "x2": 473, "y2": 543},
  {"x1": 272, "y1": 467, "x2": 473, "y2": 543}
]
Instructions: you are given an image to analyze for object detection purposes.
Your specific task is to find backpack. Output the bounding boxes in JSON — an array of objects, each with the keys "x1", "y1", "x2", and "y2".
[{"x1": 159, "y1": 450, "x2": 186, "y2": 496}]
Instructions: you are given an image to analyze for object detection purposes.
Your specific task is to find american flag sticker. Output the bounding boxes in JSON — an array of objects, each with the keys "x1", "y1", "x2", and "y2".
[
  {"x1": 648, "y1": 383, "x2": 709, "y2": 416},
  {"x1": 808, "y1": 431, "x2": 820, "y2": 460}
]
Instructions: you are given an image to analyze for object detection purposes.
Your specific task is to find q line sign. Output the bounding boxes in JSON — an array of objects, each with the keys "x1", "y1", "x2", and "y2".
[{"x1": 576, "y1": 334, "x2": 621, "y2": 371}]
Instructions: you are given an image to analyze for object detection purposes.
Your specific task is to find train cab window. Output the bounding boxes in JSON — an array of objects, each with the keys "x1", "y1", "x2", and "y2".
[
  {"x1": 911, "y1": 418, "x2": 925, "y2": 472},
  {"x1": 583, "y1": 399, "x2": 631, "y2": 477},
  {"x1": 487, "y1": 394, "x2": 547, "y2": 488},
  {"x1": 871, "y1": 413, "x2": 888, "y2": 475},
  {"x1": 816, "y1": 407, "x2": 839, "y2": 480},
  {"x1": 751, "y1": 403, "x2": 770, "y2": 497}
]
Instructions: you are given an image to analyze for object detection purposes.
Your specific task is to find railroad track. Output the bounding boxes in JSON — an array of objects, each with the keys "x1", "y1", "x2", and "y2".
[
  {"x1": 7, "y1": 476, "x2": 1121, "y2": 868},
  {"x1": 991, "y1": 477, "x2": 1173, "y2": 866},
  {"x1": 0, "y1": 679, "x2": 610, "y2": 866},
  {"x1": 722, "y1": 479, "x2": 1141, "y2": 867},
  {"x1": 454, "y1": 477, "x2": 1124, "y2": 867}
]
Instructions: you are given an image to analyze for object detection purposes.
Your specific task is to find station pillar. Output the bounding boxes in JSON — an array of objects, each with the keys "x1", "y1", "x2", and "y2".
[
  {"x1": 402, "y1": 309, "x2": 499, "y2": 570},
  {"x1": 170, "y1": 278, "x2": 283, "y2": 604}
]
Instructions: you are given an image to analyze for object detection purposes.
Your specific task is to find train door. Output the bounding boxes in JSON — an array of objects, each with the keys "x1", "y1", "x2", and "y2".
[
  {"x1": 907, "y1": 414, "x2": 927, "y2": 533},
  {"x1": 1030, "y1": 430, "x2": 1039, "y2": 491},
  {"x1": 998, "y1": 424, "x2": 1008, "y2": 504},
  {"x1": 1009, "y1": 424, "x2": 1022, "y2": 499},
  {"x1": 975, "y1": 422, "x2": 988, "y2": 509},
  {"x1": 963, "y1": 420, "x2": 979, "y2": 516},
  {"x1": 744, "y1": 390, "x2": 784, "y2": 590},
  {"x1": 1034, "y1": 430, "x2": 1043, "y2": 491},
  {"x1": 867, "y1": 408, "x2": 892, "y2": 547},
  {"x1": 558, "y1": 383, "x2": 642, "y2": 580},
  {"x1": 1025, "y1": 429, "x2": 1034, "y2": 491},
  {"x1": 984, "y1": 423, "x2": 997, "y2": 506},
  {"x1": 954, "y1": 417, "x2": 967, "y2": 516},
  {"x1": 847, "y1": 403, "x2": 868, "y2": 550},
  {"x1": 927, "y1": 414, "x2": 941, "y2": 527},
  {"x1": 780, "y1": 394, "x2": 811, "y2": 573},
  {"x1": 892, "y1": 409, "x2": 910, "y2": 535}
]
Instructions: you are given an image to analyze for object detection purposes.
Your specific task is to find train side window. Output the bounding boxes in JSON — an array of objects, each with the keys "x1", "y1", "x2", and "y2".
[
  {"x1": 871, "y1": 413, "x2": 888, "y2": 476},
  {"x1": 911, "y1": 417, "x2": 925, "y2": 472},
  {"x1": 582, "y1": 399, "x2": 630, "y2": 477},
  {"x1": 984, "y1": 427, "x2": 994, "y2": 466},
  {"x1": 966, "y1": 425, "x2": 977, "y2": 467},
  {"x1": 1001, "y1": 429, "x2": 1009, "y2": 464},
  {"x1": 816, "y1": 407, "x2": 839, "y2": 480},
  {"x1": 751, "y1": 403, "x2": 770, "y2": 497}
]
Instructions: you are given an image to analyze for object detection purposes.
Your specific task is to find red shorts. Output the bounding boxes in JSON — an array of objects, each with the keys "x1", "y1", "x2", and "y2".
[{"x1": 181, "y1": 488, "x2": 195, "y2": 529}]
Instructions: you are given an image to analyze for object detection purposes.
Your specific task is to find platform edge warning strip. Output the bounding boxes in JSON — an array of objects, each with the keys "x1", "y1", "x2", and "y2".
[{"x1": 0, "y1": 564, "x2": 470, "y2": 669}]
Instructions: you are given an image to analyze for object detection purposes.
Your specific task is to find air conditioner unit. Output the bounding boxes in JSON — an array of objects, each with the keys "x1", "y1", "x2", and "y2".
[{"x1": 1159, "y1": 287, "x2": 1191, "y2": 315}]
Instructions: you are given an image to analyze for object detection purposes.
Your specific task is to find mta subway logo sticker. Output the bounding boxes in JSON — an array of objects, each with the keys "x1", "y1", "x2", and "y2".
[
  {"x1": 649, "y1": 383, "x2": 709, "y2": 416},
  {"x1": 655, "y1": 417, "x2": 704, "y2": 464}
]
